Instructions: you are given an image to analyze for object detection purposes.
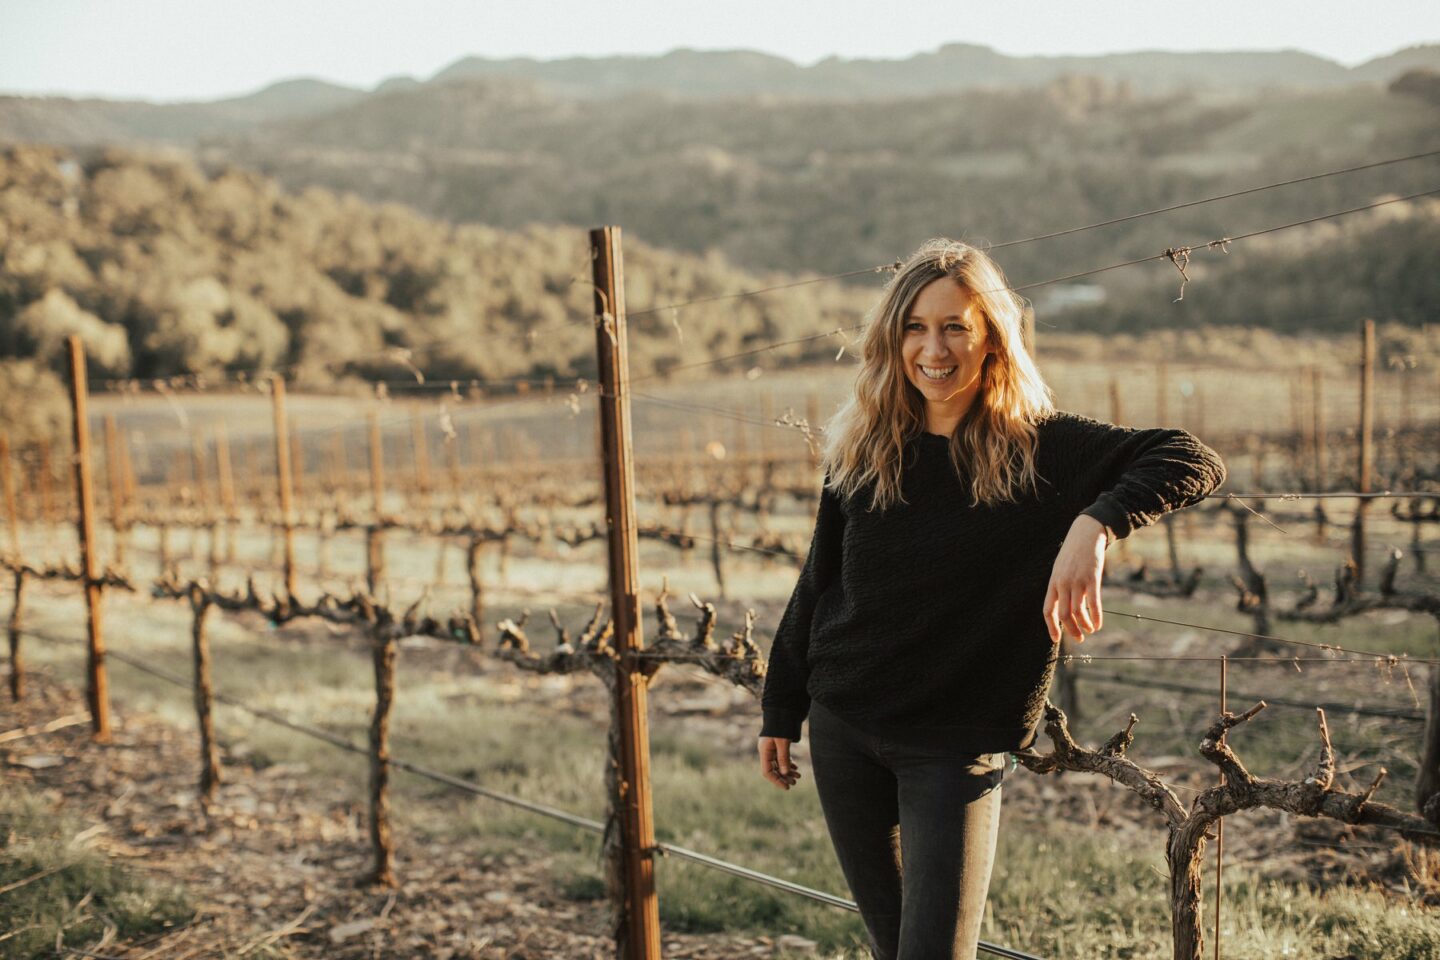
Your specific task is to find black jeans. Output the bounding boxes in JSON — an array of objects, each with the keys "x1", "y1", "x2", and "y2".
[{"x1": 807, "y1": 698, "x2": 1006, "y2": 960}]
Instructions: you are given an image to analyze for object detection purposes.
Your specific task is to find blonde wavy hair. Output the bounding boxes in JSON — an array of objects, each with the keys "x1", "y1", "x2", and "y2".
[{"x1": 822, "y1": 238, "x2": 1056, "y2": 512}]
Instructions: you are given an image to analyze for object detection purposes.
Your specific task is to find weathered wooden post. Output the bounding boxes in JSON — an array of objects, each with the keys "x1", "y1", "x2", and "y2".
[
  {"x1": 1352, "y1": 320, "x2": 1375, "y2": 587},
  {"x1": 411, "y1": 406, "x2": 432, "y2": 507},
  {"x1": 0, "y1": 434, "x2": 18, "y2": 557},
  {"x1": 1212, "y1": 656, "x2": 1228, "y2": 960},
  {"x1": 708, "y1": 500, "x2": 726, "y2": 599},
  {"x1": 103, "y1": 415, "x2": 125, "y2": 567},
  {"x1": 192, "y1": 432, "x2": 221, "y2": 577},
  {"x1": 289, "y1": 428, "x2": 305, "y2": 505},
  {"x1": 1310, "y1": 366, "x2": 1328, "y2": 536},
  {"x1": 7, "y1": 568, "x2": 24, "y2": 701},
  {"x1": 466, "y1": 535, "x2": 485, "y2": 628},
  {"x1": 367, "y1": 609, "x2": 398, "y2": 887},
  {"x1": 37, "y1": 440, "x2": 56, "y2": 526},
  {"x1": 367, "y1": 411, "x2": 386, "y2": 596},
  {"x1": 590, "y1": 225, "x2": 661, "y2": 960},
  {"x1": 188, "y1": 586, "x2": 222, "y2": 805},
  {"x1": 446, "y1": 428, "x2": 463, "y2": 507},
  {"x1": 66, "y1": 336, "x2": 110, "y2": 741},
  {"x1": 271, "y1": 376, "x2": 298, "y2": 601},
  {"x1": 215, "y1": 425, "x2": 237, "y2": 563}
]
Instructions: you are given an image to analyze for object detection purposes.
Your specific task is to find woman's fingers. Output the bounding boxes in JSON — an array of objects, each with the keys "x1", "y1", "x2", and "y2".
[
  {"x1": 1054, "y1": 583, "x2": 1084, "y2": 642},
  {"x1": 1049, "y1": 577, "x2": 1106, "y2": 643},
  {"x1": 1069, "y1": 586, "x2": 1095, "y2": 637},
  {"x1": 757, "y1": 737, "x2": 801, "y2": 790},
  {"x1": 1043, "y1": 582, "x2": 1061, "y2": 643},
  {"x1": 776, "y1": 739, "x2": 800, "y2": 787}
]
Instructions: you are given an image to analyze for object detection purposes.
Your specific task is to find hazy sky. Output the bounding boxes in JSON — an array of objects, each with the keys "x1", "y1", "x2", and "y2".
[{"x1": 3, "y1": 0, "x2": 1439, "y2": 102}]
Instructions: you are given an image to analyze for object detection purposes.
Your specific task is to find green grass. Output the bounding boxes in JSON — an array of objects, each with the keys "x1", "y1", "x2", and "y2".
[{"x1": 0, "y1": 790, "x2": 192, "y2": 959}]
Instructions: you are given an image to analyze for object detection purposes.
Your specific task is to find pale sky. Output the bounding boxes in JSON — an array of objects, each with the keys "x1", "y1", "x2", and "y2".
[{"x1": 3, "y1": 0, "x2": 1439, "y2": 102}]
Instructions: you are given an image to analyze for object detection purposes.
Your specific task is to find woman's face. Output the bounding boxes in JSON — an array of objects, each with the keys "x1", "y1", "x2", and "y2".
[{"x1": 900, "y1": 277, "x2": 994, "y2": 417}]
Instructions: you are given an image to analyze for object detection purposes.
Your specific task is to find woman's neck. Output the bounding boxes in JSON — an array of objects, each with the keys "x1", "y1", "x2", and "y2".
[{"x1": 926, "y1": 404, "x2": 973, "y2": 437}]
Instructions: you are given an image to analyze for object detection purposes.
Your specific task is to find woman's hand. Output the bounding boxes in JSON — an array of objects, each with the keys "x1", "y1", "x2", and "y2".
[
  {"x1": 758, "y1": 736, "x2": 801, "y2": 790},
  {"x1": 1043, "y1": 515, "x2": 1110, "y2": 644}
]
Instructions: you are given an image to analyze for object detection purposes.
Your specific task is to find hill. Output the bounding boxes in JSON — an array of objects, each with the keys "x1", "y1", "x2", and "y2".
[
  {"x1": 5, "y1": 43, "x2": 1439, "y2": 149},
  {"x1": 196, "y1": 75, "x2": 1440, "y2": 291},
  {"x1": 0, "y1": 143, "x2": 872, "y2": 441}
]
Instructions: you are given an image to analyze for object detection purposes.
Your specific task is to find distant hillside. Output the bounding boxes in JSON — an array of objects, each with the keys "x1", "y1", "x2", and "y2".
[
  {"x1": 0, "y1": 77, "x2": 368, "y2": 146},
  {"x1": 432, "y1": 44, "x2": 1364, "y2": 99},
  {"x1": 4, "y1": 43, "x2": 1438, "y2": 148},
  {"x1": 201, "y1": 75, "x2": 1440, "y2": 287},
  {"x1": 0, "y1": 143, "x2": 871, "y2": 396}
]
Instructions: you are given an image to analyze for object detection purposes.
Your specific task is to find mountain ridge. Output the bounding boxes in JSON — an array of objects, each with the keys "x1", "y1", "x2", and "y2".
[{"x1": 4, "y1": 42, "x2": 1438, "y2": 149}]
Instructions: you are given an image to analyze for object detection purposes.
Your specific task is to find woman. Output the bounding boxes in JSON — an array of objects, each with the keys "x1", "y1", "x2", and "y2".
[{"x1": 757, "y1": 238, "x2": 1226, "y2": 959}]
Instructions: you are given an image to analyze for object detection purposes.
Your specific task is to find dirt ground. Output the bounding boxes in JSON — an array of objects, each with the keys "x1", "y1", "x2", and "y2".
[{"x1": 1, "y1": 677, "x2": 804, "y2": 959}]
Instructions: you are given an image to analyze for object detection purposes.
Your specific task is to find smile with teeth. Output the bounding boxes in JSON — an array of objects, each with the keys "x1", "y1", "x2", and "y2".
[{"x1": 919, "y1": 364, "x2": 957, "y2": 381}]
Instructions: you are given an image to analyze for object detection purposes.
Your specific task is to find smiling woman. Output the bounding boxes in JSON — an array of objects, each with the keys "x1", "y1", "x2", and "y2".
[{"x1": 755, "y1": 237, "x2": 1227, "y2": 960}]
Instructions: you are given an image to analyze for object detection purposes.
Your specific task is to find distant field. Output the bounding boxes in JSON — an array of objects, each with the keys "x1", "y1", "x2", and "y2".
[{"x1": 87, "y1": 326, "x2": 1439, "y2": 477}]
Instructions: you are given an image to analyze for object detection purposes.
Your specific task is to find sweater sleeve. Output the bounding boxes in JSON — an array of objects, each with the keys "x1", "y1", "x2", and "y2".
[
  {"x1": 1064, "y1": 415, "x2": 1228, "y2": 540},
  {"x1": 759, "y1": 474, "x2": 846, "y2": 742}
]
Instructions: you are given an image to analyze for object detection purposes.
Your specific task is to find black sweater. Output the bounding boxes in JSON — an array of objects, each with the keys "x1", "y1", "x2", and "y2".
[{"x1": 758, "y1": 410, "x2": 1227, "y2": 751}]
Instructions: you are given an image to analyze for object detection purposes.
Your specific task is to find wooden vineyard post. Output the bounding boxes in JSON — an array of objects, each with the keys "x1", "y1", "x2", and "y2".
[
  {"x1": 1153, "y1": 363, "x2": 1183, "y2": 580},
  {"x1": 38, "y1": 440, "x2": 56, "y2": 526},
  {"x1": 1310, "y1": 366, "x2": 1328, "y2": 536},
  {"x1": 1352, "y1": 320, "x2": 1375, "y2": 587},
  {"x1": 290, "y1": 428, "x2": 305, "y2": 504},
  {"x1": 271, "y1": 376, "x2": 298, "y2": 602},
  {"x1": 1, "y1": 434, "x2": 18, "y2": 557},
  {"x1": 367, "y1": 616, "x2": 398, "y2": 888},
  {"x1": 466, "y1": 535, "x2": 485, "y2": 628},
  {"x1": 119, "y1": 439, "x2": 137, "y2": 529},
  {"x1": 367, "y1": 411, "x2": 386, "y2": 596},
  {"x1": 193, "y1": 432, "x2": 221, "y2": 577},
  {"x1": 103, "y1": 415, "x2": 125, "y2": 567},
  {"x1": 411, "y1": 406, "x2": 432, "y2": 507},
  {"x1": 66, "y1": 336, "x2": 110, "y2": 741},
  {"x1": 708, "y1": 500, "x2": 726, "y2": 600},
  {"x1": 446, "y1": 430, "x2": 462, "y2": 508},
  {"x1": 215, "y1": 425, "x2": 237, "y2": 563},
  {"x1": 590, "y1": 225, "x2": 661, "y2": 960},
  {"x1": 1213, "y1": 656, "x2": 1227, "y2": 960},
  {"x1": 188, "y1": 587, "x2": 222, "y2": 805},
  {"x1": 7, "y1": 569, "x2": 24, "y2": 701},
  {"x1": 328, "y1": 430, "x2": 347, "y2": 500}
]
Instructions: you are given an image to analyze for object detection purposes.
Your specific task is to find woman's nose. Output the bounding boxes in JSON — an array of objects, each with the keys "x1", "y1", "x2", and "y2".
[{"x1": 922, "y1": 332, "x2": 951, "y2": 358}]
